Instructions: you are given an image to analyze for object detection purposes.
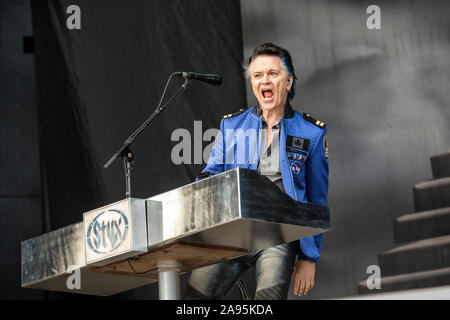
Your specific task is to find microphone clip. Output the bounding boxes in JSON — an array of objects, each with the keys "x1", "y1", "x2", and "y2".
[{"x1": 181, "y1": 77, "x2": 190, "y2": 90}]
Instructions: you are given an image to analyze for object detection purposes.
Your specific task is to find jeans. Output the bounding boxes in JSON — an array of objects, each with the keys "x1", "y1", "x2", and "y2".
[{"x1": 184, "y1": 241, "x2": 298, "y2": 300}]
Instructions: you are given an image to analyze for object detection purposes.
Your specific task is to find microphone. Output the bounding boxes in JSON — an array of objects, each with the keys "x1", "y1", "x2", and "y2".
[{"x1": 174, "y1": 72, "x2": 222, "y2": 86}]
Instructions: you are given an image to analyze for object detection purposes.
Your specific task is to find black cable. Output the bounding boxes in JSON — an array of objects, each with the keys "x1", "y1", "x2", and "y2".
[
  {"x1": 127, "y1": 258, "x2": 157, "y2": 275},
  {"x1": 104, "y1": 72, "x2": 188, "y2": 169},
  {"x1": 125, "y1": 72, "x2": 184, "y2": 145}
]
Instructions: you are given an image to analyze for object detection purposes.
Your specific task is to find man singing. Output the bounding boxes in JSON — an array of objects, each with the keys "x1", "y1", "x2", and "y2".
[{"x1": 185, "y1": 43, "x2": 329, "y2": 300}]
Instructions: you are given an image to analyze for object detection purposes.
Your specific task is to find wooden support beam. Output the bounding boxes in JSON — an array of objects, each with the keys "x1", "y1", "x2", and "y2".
[{"x1": 90, "y1": 242, "x2": 248, "y2": 279}]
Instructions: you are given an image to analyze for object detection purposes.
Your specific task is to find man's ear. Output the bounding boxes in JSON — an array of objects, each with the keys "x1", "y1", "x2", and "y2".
[{"x1": 287, "y1": 75, "x2": 294, "y2": 90}]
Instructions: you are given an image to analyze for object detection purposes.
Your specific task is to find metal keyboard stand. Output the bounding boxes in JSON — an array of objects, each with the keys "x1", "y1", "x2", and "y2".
[{"x1": 21, "y1": 167, "x2": 330, "y2": 299}]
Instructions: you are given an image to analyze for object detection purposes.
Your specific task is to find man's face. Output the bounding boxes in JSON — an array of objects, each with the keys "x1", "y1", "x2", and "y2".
[{"x1": 250, "y1": 55, "x2": 293, "y2": 113}]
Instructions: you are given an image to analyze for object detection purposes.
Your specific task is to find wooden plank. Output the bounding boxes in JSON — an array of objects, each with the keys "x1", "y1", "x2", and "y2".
[{"x1": 90, "y1": 242, "x2": 248, "y2": 279}]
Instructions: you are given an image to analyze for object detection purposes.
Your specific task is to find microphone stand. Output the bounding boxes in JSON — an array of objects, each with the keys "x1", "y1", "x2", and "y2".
[{"x1": 104, "y1": 72, "x2": 190, "y2": 198}]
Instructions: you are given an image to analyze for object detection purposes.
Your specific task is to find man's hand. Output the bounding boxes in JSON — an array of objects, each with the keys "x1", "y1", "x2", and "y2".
[{"x1": 291, "y1": 259, "x2": 316, "y2": 296}]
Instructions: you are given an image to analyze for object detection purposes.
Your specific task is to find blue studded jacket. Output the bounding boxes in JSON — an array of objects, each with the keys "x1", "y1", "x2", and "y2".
[{"x1": 201, "y1": 103, "x2": 329, "y2": 263}]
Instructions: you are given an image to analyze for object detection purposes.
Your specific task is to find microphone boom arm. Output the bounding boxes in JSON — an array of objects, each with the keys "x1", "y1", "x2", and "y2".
[{"x1": 104, "y1": 73, "x2": 189, "y2": 170}]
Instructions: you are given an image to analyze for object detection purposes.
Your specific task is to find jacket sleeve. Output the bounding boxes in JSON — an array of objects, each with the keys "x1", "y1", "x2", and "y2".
[
  {"x1": 298, "y1": 127, "x2": 329, "y2": 263},
  {"x1": 196, "y1": 119, "x2": 225, "y2": 180}
]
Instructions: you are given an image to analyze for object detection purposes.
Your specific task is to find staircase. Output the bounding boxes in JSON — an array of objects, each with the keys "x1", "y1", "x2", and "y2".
[{"x1": 358, "y1": 151, "x2": 450, "y2": 294}]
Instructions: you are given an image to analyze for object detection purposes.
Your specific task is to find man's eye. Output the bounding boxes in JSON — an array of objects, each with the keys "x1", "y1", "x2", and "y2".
[
  {"x1": 270, "y1": 72, "x2": 278, "y2": 76},
  {"x1": 253, "y1": 74, "x2": 261, "y2": 78}
]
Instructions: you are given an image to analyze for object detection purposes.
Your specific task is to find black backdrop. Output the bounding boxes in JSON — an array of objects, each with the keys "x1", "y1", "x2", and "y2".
[{"x1": 30, "y1": 0, "x2": 246, "y2": 298}]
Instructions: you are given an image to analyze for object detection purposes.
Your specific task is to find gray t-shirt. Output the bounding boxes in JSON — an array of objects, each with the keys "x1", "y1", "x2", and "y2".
[{"x1": 257, "y1": 120, "x2": 285, "y2": 193}]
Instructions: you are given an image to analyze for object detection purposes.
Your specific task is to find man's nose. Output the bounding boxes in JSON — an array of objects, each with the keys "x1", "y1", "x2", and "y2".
[{"x1": 262, "y1": 73, "x2": 271, "y2": 83}]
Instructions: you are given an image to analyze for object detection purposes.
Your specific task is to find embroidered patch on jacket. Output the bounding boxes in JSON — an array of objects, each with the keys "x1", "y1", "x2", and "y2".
[
  {"x1": 286, "y1": 146, "x2": 307, "y2": 156},
  {"x1": 287, "y1": 153, "x2": 307, "y2": 162},
  {"x1": 286, "y1": 135, "x2": 310, "y2": 152},
  {"x1": 290, "y1": 160, "x2": 304, "y2": 175}
]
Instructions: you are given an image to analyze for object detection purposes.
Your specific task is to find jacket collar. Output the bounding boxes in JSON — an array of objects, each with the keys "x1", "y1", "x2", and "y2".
[{"x1": 251, "y1": 101, "x2": 295, "y2": 119}]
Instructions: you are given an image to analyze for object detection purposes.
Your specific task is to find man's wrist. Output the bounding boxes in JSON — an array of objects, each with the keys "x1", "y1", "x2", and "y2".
[
  {"x1": 297, "y1": 251, "x2": 319, "y2": 263},
  {"x1": 298, "y1": 258, "x2": 317, "y2": 264}
]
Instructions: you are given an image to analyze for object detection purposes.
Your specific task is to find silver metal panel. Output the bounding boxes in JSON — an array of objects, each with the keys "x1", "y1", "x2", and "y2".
[
  {"x1": 146, "y1": 169, "x2": 241, "y2": 247},
  {"x1": 146, "y1": 200, "x2": 163, "y2": 245},
  {"x1": 22, "y1": 222, "x2": 85, "y2": 288},
  {"x1": 25, "y1": 267, "x2": 157, "y2": 297},
  {"x1": 180, "y1": 219, "x2": 326, "y2": 252},
  {"x1": 146, "y1": 167, "x2": 330, "y2": 251},
  {"x1": 22, "y1": 167, "x2": 330, "y2": 296},
  {"x1": 83, "y1": 198, "x2": 148, "y2": 266},
  {"x1": 21, "y1": 221, "x2": 155, "y2": 296}
]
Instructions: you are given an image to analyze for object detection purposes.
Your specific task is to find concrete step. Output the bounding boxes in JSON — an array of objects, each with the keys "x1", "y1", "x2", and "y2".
[
  {"x1": 431, "y1": 151, "x2": 450, "y2": 179},
  {"x1": 358, "y1": 267, "x2": 450, "y2": 294},
  {"x1": 378, "y1": 235, "x2": 450, "y2": 276},
  {"x1": 413, "y1": 177, "x2": 450, "y2": 212},
  {"x1": 393, "y1": 207, "x2": 450, "y2": 244}
]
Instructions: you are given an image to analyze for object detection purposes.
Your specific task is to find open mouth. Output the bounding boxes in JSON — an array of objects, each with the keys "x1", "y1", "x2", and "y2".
[{"x1": 262, "y1": 89, "x2": 273, "y2": 100}]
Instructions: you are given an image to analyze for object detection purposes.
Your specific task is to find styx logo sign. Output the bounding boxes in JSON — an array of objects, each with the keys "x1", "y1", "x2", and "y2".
[{"x1": 86, "y1": 209, "x2": 129, "y2": 254}]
